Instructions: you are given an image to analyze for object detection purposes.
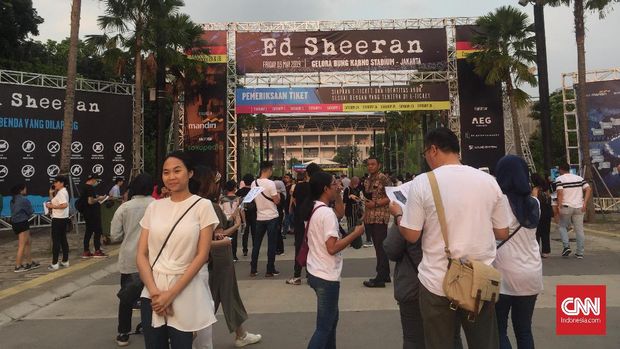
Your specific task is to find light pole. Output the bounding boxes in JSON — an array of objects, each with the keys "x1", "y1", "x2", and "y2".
[{"x1": 520, "y1": 0, "x2": 552, "y2": 174}]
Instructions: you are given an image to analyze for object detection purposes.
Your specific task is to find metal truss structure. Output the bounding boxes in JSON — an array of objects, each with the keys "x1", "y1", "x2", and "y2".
[
  {"x1": 562, "y1": 67, "x2": 620, "y2": 211},
  {"x1": 265, "y1": 114, "x2": 385, "y2": 132},
  {"x1": 502, "y1": 86, "x2": 536, "y2": 172},
  {"x1": 0, "y1": 69, "x2": 133, "y2": 95},
  {"x1": 200, "y1": 18, "x2": 482, "y2": 180}
]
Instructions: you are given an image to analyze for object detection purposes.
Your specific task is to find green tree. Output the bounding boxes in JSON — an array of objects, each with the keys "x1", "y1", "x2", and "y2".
[
  {"x1": 332, "y1": 145, "x2": 360, "y2": 166},
  {"x1": 528, "y1": 90, "x2": 568, "y2": 174},
  {"x1": 0, "y1": 0, "x2": 43, "y2": 58},
  {"x1": 88, "y1": 0, "x2": 153, "y2": 178},
  {"x1": 468, "y1": 5, "x2": 538, "y2": 157},
  {"x1": 546, "y1": 0, "x2": 618, "y2": 219}
]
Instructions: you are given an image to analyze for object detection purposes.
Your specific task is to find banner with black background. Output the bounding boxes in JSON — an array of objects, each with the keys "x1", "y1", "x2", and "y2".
[
  {"x1": 456, "y1": 25, "x2": 505, "y2": 173},
  {"x1": 0, "y1": 83, "x2": 132, "y2": 215}
]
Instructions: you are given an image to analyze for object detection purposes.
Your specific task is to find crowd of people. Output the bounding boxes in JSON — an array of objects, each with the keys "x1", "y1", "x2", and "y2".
[{"x1": 4, "y1": 126, "x2": 595, "y2": 349}]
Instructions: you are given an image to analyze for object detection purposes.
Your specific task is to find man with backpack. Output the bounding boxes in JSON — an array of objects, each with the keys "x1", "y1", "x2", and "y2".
[
  {"x1": 220, "y1": 180, "x2": 241, "y2": 262},
  {"x1": 250, "y1": 161, "x2": 281, "y2": 277}
]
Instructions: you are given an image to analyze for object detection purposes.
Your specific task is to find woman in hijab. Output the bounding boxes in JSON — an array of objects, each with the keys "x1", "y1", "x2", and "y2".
[{"x1": 494, "y1": 155, "x2": 542, "y2": 349}]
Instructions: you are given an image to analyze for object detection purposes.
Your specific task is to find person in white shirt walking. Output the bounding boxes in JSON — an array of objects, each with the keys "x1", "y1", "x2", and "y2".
[
  {"x1": 391, "y1": 127, "x2": 510, "y2": 349},
  {"x1": 250, "y1": 161, "x2": 281, "y2": 277},
  {"x1": 494, "y1": 155, "x2": 542, "y2": 349},
  {"x1": 554, "y1": 163, "x2": 592, "y2": 258}
]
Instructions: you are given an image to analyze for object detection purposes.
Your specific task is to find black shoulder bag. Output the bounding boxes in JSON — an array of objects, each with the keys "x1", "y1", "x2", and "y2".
[
  {"x1": 497, "y1": 225, "x2": 523, "y2": 249},
  {"x1": 255, "y1": 179, "x2": 275, "y2": 203},
  {"x1": 117, "y1": 198, "x2": 202, "y2": 303}
]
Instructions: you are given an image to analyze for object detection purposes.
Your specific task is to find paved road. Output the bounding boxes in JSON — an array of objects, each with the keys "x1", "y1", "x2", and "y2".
[{"x1": 0, "y1": 226, "x2": 619, "y2": 348}]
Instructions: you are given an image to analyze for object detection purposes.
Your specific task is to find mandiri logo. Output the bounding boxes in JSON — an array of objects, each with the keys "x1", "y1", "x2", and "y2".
[{"x1": 556, "y1": 285, "x2": 606, "y2": 335}]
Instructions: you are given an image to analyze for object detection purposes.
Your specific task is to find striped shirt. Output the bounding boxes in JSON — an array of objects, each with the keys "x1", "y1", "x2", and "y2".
[{"x1": 554, "y1": 173, "x2": 589, "y2": 208}]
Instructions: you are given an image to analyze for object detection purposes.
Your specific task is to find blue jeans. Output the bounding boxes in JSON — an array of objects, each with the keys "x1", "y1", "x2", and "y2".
[
  {"x1": 307, "y1": 273, "x2": 340, "y2": 349},
  {"x1": 250, "y1": 217, "x2": 279, "y2": 273},
  {"x1": 140, "y1": 298, "x2": 193, "y2": 349},
  {"x1": 495, "y1": 294, "x2": 537, "y2": 349},
  {"x1": 558, "y1": 206, "x2": 585, "y2": 255}
]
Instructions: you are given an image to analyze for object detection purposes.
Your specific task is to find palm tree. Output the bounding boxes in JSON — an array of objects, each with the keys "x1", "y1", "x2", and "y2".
[
  {"x1": 546, "y1": 0, "x2": 618, "y2": 218},
  {"x1": 88, "y1": 0, "x2": 152, "y2": 178},
  {"x1": 163, "y1": 18, "x2": 210, "y2": 151},
  {"x1": 60, "y1": 0, "x2": 82, "y2": 174},
  {"x1": 467, "y1": 6, "x2": 538, "y2": 157}
]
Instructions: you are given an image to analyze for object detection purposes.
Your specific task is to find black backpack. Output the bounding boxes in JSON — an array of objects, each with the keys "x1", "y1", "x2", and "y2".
[{"x1": 75, "y1": 196, "x2": 87, "y2": 213}]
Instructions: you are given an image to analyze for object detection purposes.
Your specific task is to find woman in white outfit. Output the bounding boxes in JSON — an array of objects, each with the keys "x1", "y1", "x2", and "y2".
[
  {"x1": 493, "y1": 155, "x2": 542, "y2": 349},
  {"x1": 137, "y1": 152, "x2": 219, "y2": 348}
]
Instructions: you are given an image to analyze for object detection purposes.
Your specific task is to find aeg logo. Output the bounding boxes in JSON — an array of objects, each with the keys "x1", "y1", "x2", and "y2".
[
  {"x1": 556, "y1": 285, "x2": 606, "y2": 336},
  {"x1": 472, "y1": 117, "x2": 492, "y2": 125},
  {"x1": 560, "y1": 297, "x2": 600, "y2": 316}
]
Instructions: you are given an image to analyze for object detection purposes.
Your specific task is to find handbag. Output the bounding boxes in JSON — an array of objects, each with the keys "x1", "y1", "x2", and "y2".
[
  {"x1": 65, "y1": 218, "x2": 73, "y2": 233},
  {"x1": 117, "y1": 198, "x2": 202, "y2": 303},
  {"x1": 296, "y1": 203, "x2": 328, "y2": 267},
  {"x1": 427, "y1": 171, "x2": 501, "y2": 322}
]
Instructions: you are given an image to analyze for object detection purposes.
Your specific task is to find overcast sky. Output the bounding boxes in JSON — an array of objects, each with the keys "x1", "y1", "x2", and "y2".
[{"x1": 31, "y1": 0, "x2": 620, "y2": 95}]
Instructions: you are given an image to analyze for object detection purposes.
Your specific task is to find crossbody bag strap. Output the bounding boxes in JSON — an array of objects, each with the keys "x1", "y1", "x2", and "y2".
[
  {"x1": 497, "y1": 225, "x2": 522, "y2": 249},
  {"x1": 255, "y1": 179, "x2": 275, "y2": 203},
  {"x1": 150, "y1": 197, "x2": 202, "y2": 270},
  {"x1": 303, "y1": 203, "x2": 328, "y2": 243},
  {"x1": 427, "y1": 171, "x2": 452, "y2": 259}
]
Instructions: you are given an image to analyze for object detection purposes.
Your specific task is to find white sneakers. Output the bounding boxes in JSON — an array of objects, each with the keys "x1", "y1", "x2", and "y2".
[
  {"x1": 47, "y1": 261, "x2": 69, "y2": 271},
  {"x1": 235, "y1": 332, "x2": 262, "y2": 347}
]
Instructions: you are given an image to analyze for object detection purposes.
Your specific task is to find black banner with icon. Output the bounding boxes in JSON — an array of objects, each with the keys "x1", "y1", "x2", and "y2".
[{"x1": 0, "y1": 82, "x2": 132, "y2": 215}]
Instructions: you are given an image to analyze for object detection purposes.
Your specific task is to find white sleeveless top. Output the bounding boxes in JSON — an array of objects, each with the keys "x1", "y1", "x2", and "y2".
[{"x1": 139, "y1": 195, "x2": 219, "y2": 331}]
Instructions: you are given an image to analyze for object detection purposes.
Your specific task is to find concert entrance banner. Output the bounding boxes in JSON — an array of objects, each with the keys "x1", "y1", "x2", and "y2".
[
  {"x1": 236, "y1": 84, "x2": 450, "y2": 114},
  {"x1": 584, "y1": 79, "x2": 620, "y2": 197},
  {"x1": 236, "y1": 29, "x2": 447, "y2": 74},
  {"x1": 456, "y1": 25, "x2": 505, "y2": 173},
  {"x1": 0, "y1": 82, "x2": 133, "y2": 215},
  {"x1": 185, "y1": 30, "x2": 229, "y2": 176}
]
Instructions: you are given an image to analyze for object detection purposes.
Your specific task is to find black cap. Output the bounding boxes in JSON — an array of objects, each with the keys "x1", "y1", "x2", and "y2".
[{"x1": 86, "y1": 174, "x2": 100, "y2": 181}]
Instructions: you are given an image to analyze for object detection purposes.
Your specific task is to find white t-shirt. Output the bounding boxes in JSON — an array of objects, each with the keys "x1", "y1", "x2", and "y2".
[
  {"x1": 341, "y1": 177, "x2": 351, "y2": 189},
  {"x1": 493, "y1": 195, "x2": 543, "y2": 296},
  {"x1": 51, "y1": 188, "x2": 69, "y2": 218},
  {"x1": 554, "y1": 173, "x2": 589, "y2": 208},
  {"x1": 109, "y1": 184, "x2": 121, "y2": 198},
  {"x1": 139, "y1": 195, "x2": 219, "y2": 331},
  {"x1": 306, "y1": 201, "x2": 343, "y2": 282},
  {"x1": 251, "y1": 178, "x2": 279, "y2": 221},
  {"x1": 400, "y1": 165, "x2": 511, "y2": 297}
]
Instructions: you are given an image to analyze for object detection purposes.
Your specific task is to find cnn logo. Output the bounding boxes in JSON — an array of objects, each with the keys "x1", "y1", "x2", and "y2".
[
  {"x1": 560, "y1": 297, "x2": 600, "y2": 316},
  {"x1": 556, "y1": 285, "x2": 606, "y2": 336}
]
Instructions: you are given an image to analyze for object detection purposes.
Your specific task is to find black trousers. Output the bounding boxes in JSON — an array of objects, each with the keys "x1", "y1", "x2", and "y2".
[
  {"x1": 365, "y1": 223, "x2": 390, "y2": 281},
  {"x1": 242, "y1": 212, "x2": 256, "y2": 254},
  {"x1": 118, "y1": 273, "x2": 141, "y2": 334},
  {"x1": 230, "y1": 228, "x2": 239, "y2": 259},
  {"x1": 399, "y1": 300, "x2": 426, "y2": 349},
  {"x1": 83, "y1": 212, "x2": 102, "y2": 252},
  {"x1": 140, "y1": 298, "x2": 193, "y2": 349},
  {"x1": 293, "y1": 219, "x2": 305, "y2": 278},
  {"x1": 51, "y1": 218, "x2": 69, "y2": 264},
  {"x1": 536, "y1": 215, "x2": 551, "y2": 254}
]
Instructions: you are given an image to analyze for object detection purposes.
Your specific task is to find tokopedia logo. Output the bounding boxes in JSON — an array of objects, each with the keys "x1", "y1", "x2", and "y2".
[{"x1": 561, "y1": 297, "x2": 601, "y2": 316}]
